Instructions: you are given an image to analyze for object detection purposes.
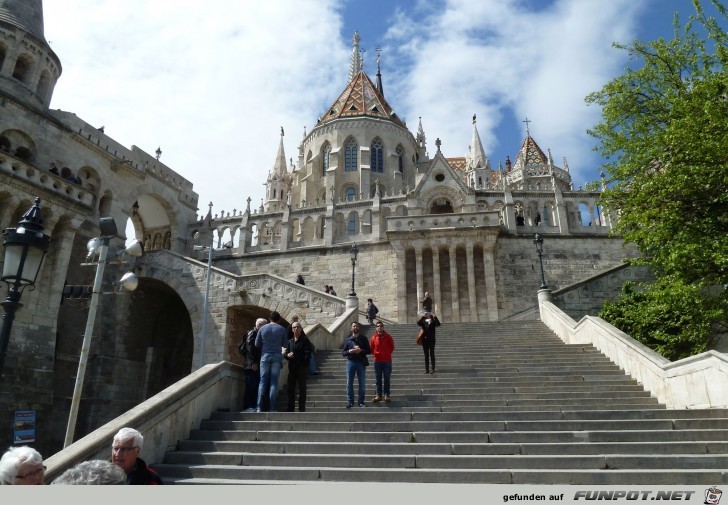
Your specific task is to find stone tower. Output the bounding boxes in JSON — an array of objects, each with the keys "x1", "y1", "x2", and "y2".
[{"x1": 0, "y1": 0, "x2": 61, "y2": 111}]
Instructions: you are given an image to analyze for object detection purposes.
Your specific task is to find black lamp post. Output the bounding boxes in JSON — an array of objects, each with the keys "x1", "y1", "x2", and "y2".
[
  {"x1": 533, "y1": 233, "x2": 548, "y2": 289},
  {"x1": 349, "y1": 242, "x2": 359, "y2": 297},
  {"x1": 0, "y1": 198, "x2": 51, "y2": 374}
]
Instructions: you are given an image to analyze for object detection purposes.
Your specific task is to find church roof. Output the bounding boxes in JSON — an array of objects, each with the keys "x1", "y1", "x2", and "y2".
[
  {"x1": 446, "y1": 157, "x2": 467, "y2": 171},
  {"x1": 513, "y1": 135, "x2": 548, "y2": 171},
  {"x1": 318, "y1": 71, "x2": 406, "y2": 128}
]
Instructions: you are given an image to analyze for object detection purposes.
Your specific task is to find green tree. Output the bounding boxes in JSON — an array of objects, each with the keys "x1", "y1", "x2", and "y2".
[{"x1": 587, "y1": 0, "x2": 728, "y2": 358}]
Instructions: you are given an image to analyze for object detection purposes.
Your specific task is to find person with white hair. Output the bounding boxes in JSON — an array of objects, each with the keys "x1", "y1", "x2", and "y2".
[
  {"x1": 111, "y1": 427, "x2": 163, "y2": 485},
  {"x1": 0, "y1": 446, "x2": 45, "y2": 485},
  {"x1": 52, "y1": 459, "x2": 125, "y2": 485}
]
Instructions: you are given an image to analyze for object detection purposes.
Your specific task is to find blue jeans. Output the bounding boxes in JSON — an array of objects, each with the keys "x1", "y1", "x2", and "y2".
[
  {"x1": 346, "y1": 359, "x2": 366, "y2": 405},
  {"x1": 308, "y1": 352, "x2": 318, "y2": 374},
  {"x1": 374, "y1": 361, "x2": 392, "y2": 397},
  {"x1": 258, "y1": 352, "x2": 282, "y2": 411}
]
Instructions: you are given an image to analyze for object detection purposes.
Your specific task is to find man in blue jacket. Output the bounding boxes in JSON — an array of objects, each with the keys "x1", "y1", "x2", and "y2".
[
  {"x1": 255, "y1": 311, "x2": 288, "y2": 412},
  {"x1": 341, "y1": 321, "x2": 371, "y2": 408}
]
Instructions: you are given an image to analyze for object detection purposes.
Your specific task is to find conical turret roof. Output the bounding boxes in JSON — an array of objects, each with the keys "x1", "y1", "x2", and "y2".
[
  {"x1": 318, "y1": 71, "x2": 405, "y2": 128},
  {"x1": 513, "y1": 135, "x2": 548, "y2": 171}
]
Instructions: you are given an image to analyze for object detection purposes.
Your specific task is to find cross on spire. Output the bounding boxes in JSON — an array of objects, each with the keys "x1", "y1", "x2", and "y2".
[{"x1": 523, "y1": 117, "x2": 532, "y2": 135}]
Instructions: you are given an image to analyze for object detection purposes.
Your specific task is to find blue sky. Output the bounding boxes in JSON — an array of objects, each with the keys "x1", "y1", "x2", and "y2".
[{"x1": 42, "y1": 0, "x2": 725, "y2": 220}]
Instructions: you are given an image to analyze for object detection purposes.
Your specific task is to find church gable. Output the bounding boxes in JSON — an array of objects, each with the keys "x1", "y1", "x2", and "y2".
[{"x1": 412, "y1": 150, "x2": 472, "y2": 212}]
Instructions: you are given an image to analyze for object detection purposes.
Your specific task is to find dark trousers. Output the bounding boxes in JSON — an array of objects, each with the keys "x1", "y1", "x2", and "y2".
[
  {"x1": 286, "y1": 365, "x2": 308, "y2": 412},
  {"x1": 422, "y1": 340, "x2": 436, "y2": 372},
  {"x1": 243, "y1": 368, "x2": 261, "y2": 410}
]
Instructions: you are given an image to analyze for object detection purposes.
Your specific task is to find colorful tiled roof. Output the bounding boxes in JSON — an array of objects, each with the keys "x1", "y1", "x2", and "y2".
[
  {"x1": 318, "y1": 71, "x2": 405, "y2": 128},
  {"x1": 447, "y1": 157, "x2": 467, "y2": 171},
  {"x1": 514, "y1": 135, "x2": 548, "y2": 167}
]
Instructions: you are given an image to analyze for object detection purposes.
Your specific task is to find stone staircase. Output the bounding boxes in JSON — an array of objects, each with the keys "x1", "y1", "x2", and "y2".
[{"x1": 155, "y1": 321, "x2": 728, "y2": 484}]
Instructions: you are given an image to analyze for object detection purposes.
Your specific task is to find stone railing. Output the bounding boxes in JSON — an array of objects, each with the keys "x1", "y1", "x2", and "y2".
[
  {"x1": 387, "y1": 211, "x2": 501, "y2": 233},
  {"x1": 0, "y1": 155, "x2": 94, "y2": 206},
  {"x1": 539, "y1": 291, "x2": 728, "y2": 409}
]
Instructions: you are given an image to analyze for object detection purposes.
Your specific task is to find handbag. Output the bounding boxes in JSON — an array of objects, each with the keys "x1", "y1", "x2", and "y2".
[{"x1": 416, "y1": 327, "x2": 424, "y2": 346}]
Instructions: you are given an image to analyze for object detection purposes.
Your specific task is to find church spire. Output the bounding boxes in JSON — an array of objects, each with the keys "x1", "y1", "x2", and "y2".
[
  {"x1": 348, "y1": 31, "x2": 362, "y2": 82},
  {"x1": 272, "y1": 127, "x2": 287, "y2": 177},
  {"x1": 466, "y1": 113, "x2": 490, "y2": 170},
  {"x1": 375, "y1": 45, "x2": 384, "y2": 97}
]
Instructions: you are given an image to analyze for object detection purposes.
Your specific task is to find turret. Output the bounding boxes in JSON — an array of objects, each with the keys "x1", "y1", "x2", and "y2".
[
  {"x1": 264, "y1": 127, "x2": 291, "y2": 212},
  {"x1": 0, "y1": 0, "x2": 61, "y2": 110}
]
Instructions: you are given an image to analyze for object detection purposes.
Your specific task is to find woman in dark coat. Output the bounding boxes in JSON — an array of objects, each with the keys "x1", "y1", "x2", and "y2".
[{"x1": 417, "y1": 311, "x2": 441, "y2": 374}]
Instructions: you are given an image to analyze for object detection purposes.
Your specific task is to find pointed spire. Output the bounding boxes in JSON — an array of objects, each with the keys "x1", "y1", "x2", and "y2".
[
  {"x1": 467, "y1": 113, "x2": 489, "y2": 170},
  {"x1": 375, "y1": 45, "x2": 384, "y2": 97},
  {"x1": 416, "y1": 117, "x2": 426, "y2": 147},
  {"x1": 272, "y1": 127, "x2": 287, "y2": 176},
  {"x1": 348, "y1": 31, "x2": 362, "y2": 82}
]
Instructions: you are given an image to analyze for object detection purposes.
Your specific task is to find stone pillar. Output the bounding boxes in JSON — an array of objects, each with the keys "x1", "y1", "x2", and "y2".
[
  {"x1": 432, "y1": 244, "x2": 441, "y2": 317},
  {"x1": 482, "y1": 245, "x2": 499, "y2": 321},
  {"x1": 466, "y1": 240, "x2": 478, "y2": 322},
  {"x1": 396, "y1": 251, "x2": 408, "y2": 322},
  {"x1": 448, "y1": 244, "x2": 460, "y2": 322},
  {"x1": 415, "y1": 244, "x2": 423, "y2": 315}
]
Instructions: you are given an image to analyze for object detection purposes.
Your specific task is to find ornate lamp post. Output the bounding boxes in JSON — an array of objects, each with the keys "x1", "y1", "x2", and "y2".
[
  {"x1": 349, "y1": 242, "x2": 359, "y2": 297},
  {"x1": 533, "y1": 233, "x2": 548, "y2": 289},
  {"x1": 0, "y1": 198, "x2": 51, "y2": 375}
]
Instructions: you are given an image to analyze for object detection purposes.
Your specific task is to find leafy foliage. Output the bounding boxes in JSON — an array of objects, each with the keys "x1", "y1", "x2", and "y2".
[
  {"x1": 599, "y1": 279, "x2": 726, "y2": 360},
  {"x1": 587, "y1": 1, "x2": 728, "y2": 358}
]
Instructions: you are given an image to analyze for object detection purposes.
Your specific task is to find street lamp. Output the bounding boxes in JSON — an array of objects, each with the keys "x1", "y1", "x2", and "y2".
[
  {"x1": 533, "y1": 233, "x2": 548, "y2": 289},
  {"x1": 0, "y1": 198, "x2": 51, "y2": 375},
  {"x1": 349, "y1": 242, "x2": 359, "y2": 297},
  {"x1": 64, "y1": 217, "x2": 142, "y2": 447}
]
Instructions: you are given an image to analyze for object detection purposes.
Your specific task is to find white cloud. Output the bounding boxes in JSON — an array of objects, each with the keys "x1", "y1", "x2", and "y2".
[
  {"x1": 45, "y1": 0, "x2": 346, "y2": 217},
  {"x1": 43, "y1": 0, "x2": 653, "y2": 215}
]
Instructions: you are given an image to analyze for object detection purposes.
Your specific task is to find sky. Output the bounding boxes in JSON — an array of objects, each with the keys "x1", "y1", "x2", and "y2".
[{"x1": 41, "y1": 0, "x2": 724, "y2": 221}]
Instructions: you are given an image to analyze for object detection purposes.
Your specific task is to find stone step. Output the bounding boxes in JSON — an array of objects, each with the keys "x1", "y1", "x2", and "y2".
[
  {"x1": 173, "y1": 439, "x2": 728, "y2": 456},
  {"x1": 154, "y1": 463, "x2": 727, "y2": 485},
  {"x1": 158, "y1": 320, "x2": 728, "y2": 485}
]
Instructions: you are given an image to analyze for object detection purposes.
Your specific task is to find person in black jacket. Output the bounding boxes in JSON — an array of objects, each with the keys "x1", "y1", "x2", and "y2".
[
  {"x1": 241, "y1": 318, "x2": 267, "y2": 412},
  {"x1": 417, "y1": 311, "x2": 441, "y2": 374},
  {"x1": 284, "y1": 321, "x2": 314, "y2": 412}
]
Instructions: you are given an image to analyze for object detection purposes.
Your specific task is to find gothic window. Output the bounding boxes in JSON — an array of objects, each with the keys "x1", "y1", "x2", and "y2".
[
  {"x1": 322, "y1": 143, "x2": 331, "y2": 176},
  {"x1": 371, "y1": 138, "x2": 383, "y2": 173},
  {"x1": 346, "y1": 187, "x2": 356, "y2": 201},
  {"x1": 345, "y1": 138, "x2": 358, "y2": 172},
  {"x1": 396, "y1": 145, "x2": 404, "y2": 173}
]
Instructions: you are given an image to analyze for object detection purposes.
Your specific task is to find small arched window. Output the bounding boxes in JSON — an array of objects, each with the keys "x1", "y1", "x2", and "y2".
[
  {"x1": 346, "y1": 187, "x2": 356, "y2": 201},
  {"x1": 396, "y1": 145, "x2": 404, "y2": 173},
  {"x1": 345, "y1": 138, "x2": 358, "y2": 172},
  {"x1": 347, "y1": 213, "x2": 358, "y2": 235},
  {"x1": 322, "y1": 143, "x2": 331, "y2": 176},
  {"x1": 371, "y1": 138, "x2": 383, "y2": 173}
]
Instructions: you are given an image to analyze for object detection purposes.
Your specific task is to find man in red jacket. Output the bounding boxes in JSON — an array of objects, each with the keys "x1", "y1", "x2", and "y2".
[{"x1": 369, "y1": 320, "x2": 395, "y2": 402}]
